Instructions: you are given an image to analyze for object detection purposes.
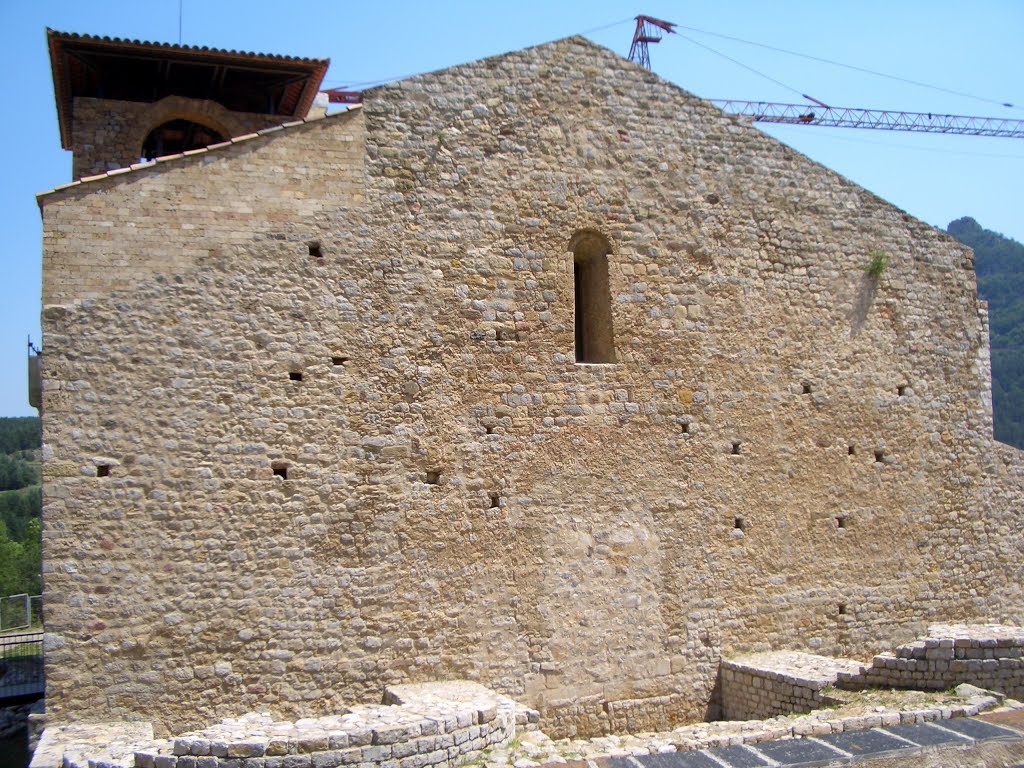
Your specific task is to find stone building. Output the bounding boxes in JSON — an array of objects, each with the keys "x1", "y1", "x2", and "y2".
[{"x1": 36, "y1": 30, "x2": 1023, "y2": 739}]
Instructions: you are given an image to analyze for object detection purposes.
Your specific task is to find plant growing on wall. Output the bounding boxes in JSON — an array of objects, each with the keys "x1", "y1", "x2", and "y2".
[{"x1": 866, "y1": 250, "x2": 889, "y2": 278}]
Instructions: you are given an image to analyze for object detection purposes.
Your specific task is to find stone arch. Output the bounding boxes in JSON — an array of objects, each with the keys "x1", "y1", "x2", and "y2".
[
  {"x1": 130, "y1": 96, "x2": 248, "y2": 161},
  {"x1": 141, "y1": 118, "x2": 227, "y2": 160},
  {"x1": 569, "y1": 229, "x2": 616, "y2": 363}
]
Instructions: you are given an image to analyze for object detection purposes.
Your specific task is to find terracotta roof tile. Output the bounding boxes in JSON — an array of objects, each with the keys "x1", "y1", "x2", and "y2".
[
  {"x1": 48, "y1": 29, "x2": 330, "y2": 149},
  {"x1": 47, "y1": 29, "x2": 329, "y2": 67}
]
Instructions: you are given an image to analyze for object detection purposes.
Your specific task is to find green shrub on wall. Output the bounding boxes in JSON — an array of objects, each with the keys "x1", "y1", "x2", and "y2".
[{"x1": 866, "y1": 250, "x2": 889, "y2": 279}]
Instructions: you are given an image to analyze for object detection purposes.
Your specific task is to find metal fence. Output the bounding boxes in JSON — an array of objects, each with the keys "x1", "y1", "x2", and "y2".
[
  {"x1": 0, "y1": 593, "x2": 42, "y2": 631},
  {"x1": 0, "y1": 630, "x2": 44, "y2": 702}
]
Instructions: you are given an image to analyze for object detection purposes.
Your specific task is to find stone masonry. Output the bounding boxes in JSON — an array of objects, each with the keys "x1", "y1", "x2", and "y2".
[
  {"x1": 837, "y1": 623, "x2": 1024, "y2": 698},
  {"x1": 70, "y1": 95, "x2": 287, "y2": 179},
  {"x1": 37, "y1": 35, "x2": 1024, "y2": 739}
]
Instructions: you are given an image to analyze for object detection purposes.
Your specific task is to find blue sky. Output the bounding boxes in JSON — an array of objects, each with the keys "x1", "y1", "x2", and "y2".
[{"x1": 1, "y1": 1, "x2": 1022, "y2": 417}]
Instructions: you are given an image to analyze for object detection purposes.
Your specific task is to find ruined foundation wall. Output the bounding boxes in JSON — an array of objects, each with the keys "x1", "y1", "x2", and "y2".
[
  {"x1": 39, "y1": 36, "x2": 1023, "y2": 738},
  {"x1": 838, "y1": 625, "x2": 1024, "y2": 698},
  {"x1": 718, "y1": 654, "x2": 857, "y2": 721}
]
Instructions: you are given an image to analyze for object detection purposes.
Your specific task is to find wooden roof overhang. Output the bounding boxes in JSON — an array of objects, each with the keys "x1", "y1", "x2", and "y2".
[{"x1": 48, "y1": 29, "x2": 329, "y2": 149}]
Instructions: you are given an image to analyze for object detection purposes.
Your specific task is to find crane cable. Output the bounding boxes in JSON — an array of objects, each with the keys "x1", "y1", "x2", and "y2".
[
  {"x1": 675, "y1": 23, "x2": 1018, "y2": 111},
  {"x1": 678, "y1": 34, "x2": 807, "y2": 100}
]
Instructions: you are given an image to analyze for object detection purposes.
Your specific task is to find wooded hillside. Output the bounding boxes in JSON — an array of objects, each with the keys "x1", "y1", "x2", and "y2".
[
  {"x1": 0, "y1": 417, "x2": 41, "y2": 600},
  {"x1": 948, "y1": 217, "x2": 1024, "y2": 449}
]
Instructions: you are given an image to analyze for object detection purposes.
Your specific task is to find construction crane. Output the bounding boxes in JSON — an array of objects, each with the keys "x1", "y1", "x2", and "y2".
[
  {"x1": 627, "y1": 16, "x2": 1024, "y2": 139},
  {"x1": 711, "y1": 99, "x2": 1024, "y2": 138},
  {"x1": 628, "y1": 15, "x2": 676, "y2": 70}
]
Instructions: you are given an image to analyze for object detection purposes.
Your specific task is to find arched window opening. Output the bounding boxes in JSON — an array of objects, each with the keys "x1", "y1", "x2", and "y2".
[
  {"x1": 141, "y1": 119, "x2": 226, "y2": 160},
  {"x1": 571, "y1": 230, "x2": 616, "y2": 363}
]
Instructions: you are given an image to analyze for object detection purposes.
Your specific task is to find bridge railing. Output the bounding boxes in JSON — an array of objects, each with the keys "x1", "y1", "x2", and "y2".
[
  {"x1": 0, "y1": 631, "x2": 44, "y2": 702},
  {"x1": 0, "y1": 593, "x2": 42, "y2": 631}
]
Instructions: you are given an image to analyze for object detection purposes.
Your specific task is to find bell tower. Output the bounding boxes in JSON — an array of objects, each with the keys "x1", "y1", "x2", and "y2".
[{"x1": 47, "y1": 29, "x2": 329, "y2": 179}]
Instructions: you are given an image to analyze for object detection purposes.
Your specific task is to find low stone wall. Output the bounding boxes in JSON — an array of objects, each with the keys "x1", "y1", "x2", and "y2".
[
  {"x1": 837, "y1": 623, "x2": 1024, "y2": 698},
  {"x1": 604, "y1": 694, "x2": 687, "y2": 734},
  {"x1": 537, "y1": 692, "x2": 692, "y2": 739},
  {"x1": 719, "y1": 652, "x2": 862, "y2": 720},
  {"x1": 31, "y1": 682, "x2": 538, "y2": 768}
]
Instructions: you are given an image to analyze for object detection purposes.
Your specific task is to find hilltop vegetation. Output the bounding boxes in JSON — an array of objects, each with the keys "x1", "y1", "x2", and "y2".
[
  {"x1": 0, "y1": 417, "x2": 41, "y2": 600},
  {"x1": 948, "y1": 217, "x2": 1024, "y2": 449}
]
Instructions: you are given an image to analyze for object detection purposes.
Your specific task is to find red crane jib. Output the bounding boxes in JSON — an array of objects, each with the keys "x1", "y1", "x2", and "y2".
[
  {"x1": 636, "y1": 15, "x2": 677, "y2": 33},
  {"x1": 324, "y1": 89, "x2": 363, "y2": 104}
]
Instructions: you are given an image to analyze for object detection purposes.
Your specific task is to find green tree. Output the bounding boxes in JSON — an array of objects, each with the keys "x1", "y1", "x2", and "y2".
[
  {"x1": 948, "y1": 217, "x2": 1024, "y2": 449},
  {"x1": 0, "y1": 417, "x2": 41, "y2": 454}
]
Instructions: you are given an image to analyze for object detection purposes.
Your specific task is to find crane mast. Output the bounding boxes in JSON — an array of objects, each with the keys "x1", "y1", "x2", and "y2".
[{"x1": 628, "y1": 15, "x2": 676, "y2": 70}]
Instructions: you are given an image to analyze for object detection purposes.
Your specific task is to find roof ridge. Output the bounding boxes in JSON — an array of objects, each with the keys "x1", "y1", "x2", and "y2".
[{"x1": 46, "y1": 28, "x2": 329, "y2": 64}]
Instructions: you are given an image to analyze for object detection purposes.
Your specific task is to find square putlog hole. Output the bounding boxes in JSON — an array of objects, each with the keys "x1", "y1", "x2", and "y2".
[
  {"x1": 308, "y1": 241, "x2": 323, "y2": 258},
  {"x1": 802, "y1": 382, "x2": 813, "y2": 394},
  {"x1": 289, "y1": 371, "x2": 303, "y2": 381},
  {"x1": 331, "y1": 356, "x2": 349, "y2": 367},
  {"x1": 838, "y1": 603, "x2": 848, "y2": 616},
  {"x1": 96, "y1": 464, "x2": 111, "y2": 478},
  {"x1": 731, "y1": 440, "x2": 742, "y2": 455},
  {"x1": 835, "y1": 516, "x2": 848, "y2": 529},
  {"x1": 425, "y1": 470, "x2": 441, "y2": 485},
  {"x1": 489, "y1": 492, "x2": 500, "y2": 508},
  {"x1": 272, "y1": 462, "x2": 289, "y2": 480},
  {"x1": 734, "y1": 517, "x2": 745, "y2": 531},
  {"x1": 874, "y1": 450, "x2": 885, "y2": 464}
]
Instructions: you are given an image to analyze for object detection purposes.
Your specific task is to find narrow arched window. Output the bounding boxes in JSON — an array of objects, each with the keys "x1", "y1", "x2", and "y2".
[
  {"x1": 570, "y1": 230, "x2": 616, "y2": 363},
  {"x1": 142, "y1": 119, "x2": 226, "y2": 160}
]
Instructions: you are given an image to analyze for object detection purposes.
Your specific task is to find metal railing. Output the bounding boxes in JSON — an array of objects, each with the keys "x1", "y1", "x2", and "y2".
[
  {"x1": 0, "y1": 593, "x2": 42, "y2": 631},
  {"x1": 0, "y1": 630, "x2": 44, "y2": 702}
]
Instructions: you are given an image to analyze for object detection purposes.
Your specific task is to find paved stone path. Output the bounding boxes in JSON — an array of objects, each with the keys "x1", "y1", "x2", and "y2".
[{"x1": 531, "y1": 715, "x2": 1024, "y2": 767}]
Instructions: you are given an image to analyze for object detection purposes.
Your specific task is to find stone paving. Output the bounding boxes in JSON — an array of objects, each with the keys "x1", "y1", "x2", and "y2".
[
  {"x1": 513, "y1": 713, "x2": 1024, "y2": 767},
  {"x1": 479, "y1": 693, "x2": 1024, "y2": 768}
]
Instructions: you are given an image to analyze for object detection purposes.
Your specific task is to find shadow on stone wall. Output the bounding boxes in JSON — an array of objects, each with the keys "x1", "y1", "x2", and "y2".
[{"x1": 851, "y1": 273, "x2": 880, "y2": 337}]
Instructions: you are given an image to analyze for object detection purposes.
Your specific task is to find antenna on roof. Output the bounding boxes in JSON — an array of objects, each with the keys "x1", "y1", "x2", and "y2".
[{"x1": 628, "y1": 15, "x2": 676, "y2": 69}]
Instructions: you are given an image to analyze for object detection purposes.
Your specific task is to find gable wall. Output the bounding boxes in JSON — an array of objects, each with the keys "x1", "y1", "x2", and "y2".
[{"x1": 38, "y1": 37, "x2": 1023, "y2": 738}]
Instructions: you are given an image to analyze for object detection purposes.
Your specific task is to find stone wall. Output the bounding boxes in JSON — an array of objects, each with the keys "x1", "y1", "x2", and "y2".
[
  {"x1": 42, "y1": 108, "x2": 364, "y2": 305},
  {"x1": 70, "y1": 95, "x2": 291, "y2": 179},
  {"x1": 838, "y1": 624, "x2": 1024, "y2": 698},
  {"x1": 38, "y1": 35, "x2": 1024, "y2": 738}
]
